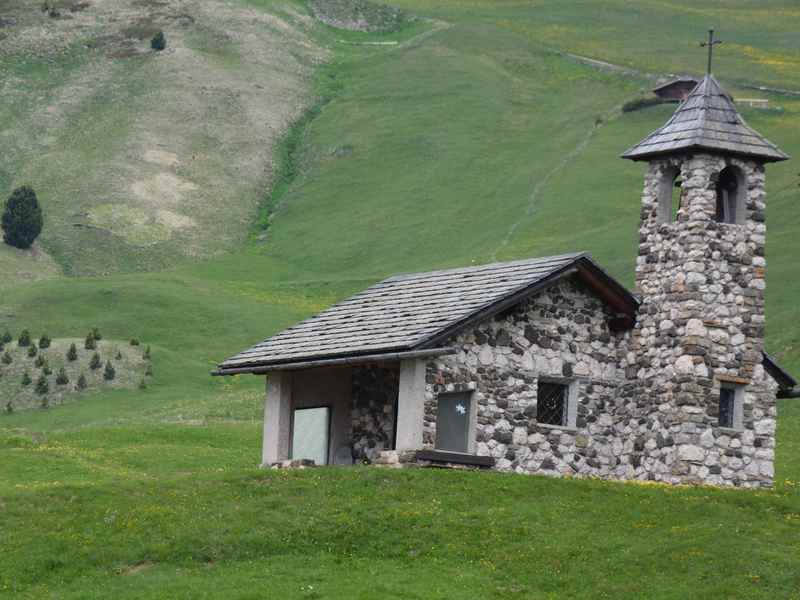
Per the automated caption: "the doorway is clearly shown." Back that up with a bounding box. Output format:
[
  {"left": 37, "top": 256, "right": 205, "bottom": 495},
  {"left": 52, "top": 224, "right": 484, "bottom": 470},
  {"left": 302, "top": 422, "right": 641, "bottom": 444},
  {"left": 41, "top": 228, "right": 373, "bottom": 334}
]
[
  {"left": 435, "top": 392, "right": 472, "bottom": 453},
  {"left": 291, "top": 406, "right": 331, "bottom": 465}
]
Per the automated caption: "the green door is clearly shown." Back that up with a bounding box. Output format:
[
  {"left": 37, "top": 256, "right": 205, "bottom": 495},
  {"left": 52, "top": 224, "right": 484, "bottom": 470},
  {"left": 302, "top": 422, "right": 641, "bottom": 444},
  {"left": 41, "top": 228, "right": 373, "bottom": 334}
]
[{"left": 435, "top": 393, "right": 471, "bottom": 453}]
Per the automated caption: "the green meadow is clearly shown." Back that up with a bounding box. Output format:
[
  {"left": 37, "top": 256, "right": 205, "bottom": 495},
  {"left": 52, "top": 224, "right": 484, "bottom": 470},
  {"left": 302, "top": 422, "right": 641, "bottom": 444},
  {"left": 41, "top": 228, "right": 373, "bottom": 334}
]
[{"left": 2, "top": 0, "right": 800, "bottom": 597}]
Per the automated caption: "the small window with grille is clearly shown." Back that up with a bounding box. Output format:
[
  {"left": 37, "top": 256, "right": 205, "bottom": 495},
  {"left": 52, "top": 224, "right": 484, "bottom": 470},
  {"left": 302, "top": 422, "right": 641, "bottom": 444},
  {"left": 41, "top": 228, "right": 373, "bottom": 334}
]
[
  {"left": 719, "top": 385, "right": 736, "bottom": 429},
  {"left": 537, "top": 381, "right": 569, "bottom": 427}
]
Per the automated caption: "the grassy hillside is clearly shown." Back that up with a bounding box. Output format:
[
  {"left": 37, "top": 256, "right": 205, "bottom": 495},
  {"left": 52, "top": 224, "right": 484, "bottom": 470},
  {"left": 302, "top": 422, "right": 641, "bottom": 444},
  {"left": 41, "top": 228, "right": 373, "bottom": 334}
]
[{"left": 2, "top": 0, "right": 800, "bottom": 597}]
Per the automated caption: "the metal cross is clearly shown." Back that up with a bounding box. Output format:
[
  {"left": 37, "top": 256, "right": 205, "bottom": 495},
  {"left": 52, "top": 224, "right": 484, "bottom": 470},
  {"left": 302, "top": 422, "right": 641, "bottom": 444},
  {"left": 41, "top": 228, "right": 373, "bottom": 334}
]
[{"left": 700, "top": 29, "right": 722, "bottom": 74}]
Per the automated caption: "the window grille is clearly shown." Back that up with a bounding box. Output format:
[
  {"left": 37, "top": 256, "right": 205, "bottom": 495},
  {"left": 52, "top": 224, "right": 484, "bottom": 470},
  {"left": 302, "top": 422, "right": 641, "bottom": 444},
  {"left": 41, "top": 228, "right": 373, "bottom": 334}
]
[
  {"left": 719, "top": 387, "right": 735, "bottom": 428},
  {"left": 537, "top": 382, "right": 568, "bottom": 426}
]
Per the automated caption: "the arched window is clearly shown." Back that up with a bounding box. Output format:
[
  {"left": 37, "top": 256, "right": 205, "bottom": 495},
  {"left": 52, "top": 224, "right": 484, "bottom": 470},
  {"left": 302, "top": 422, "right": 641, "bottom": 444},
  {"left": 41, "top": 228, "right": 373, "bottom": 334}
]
[
  {"left": 657, "top": 167, "right": 681, "bottom": 224},
  {"left": 715, "top": 167, "right": 744, "bottom": 224}
]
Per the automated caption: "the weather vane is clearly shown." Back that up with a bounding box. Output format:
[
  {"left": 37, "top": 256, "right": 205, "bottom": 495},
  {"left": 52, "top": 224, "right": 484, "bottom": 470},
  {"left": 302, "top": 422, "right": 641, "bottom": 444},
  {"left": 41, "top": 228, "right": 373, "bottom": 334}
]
[{"left": 700, "top": 29, "right": 722, "bottom": 75}]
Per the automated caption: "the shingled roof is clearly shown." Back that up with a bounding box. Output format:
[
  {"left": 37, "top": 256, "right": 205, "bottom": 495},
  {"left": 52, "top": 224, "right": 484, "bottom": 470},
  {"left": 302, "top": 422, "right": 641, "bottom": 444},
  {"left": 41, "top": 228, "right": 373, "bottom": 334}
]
[
  {"left": 214, "top": 252, "right": 639, "bottom": 375},
  {"left": 623, "top": 75, "right": 789, "bottom": 163}
]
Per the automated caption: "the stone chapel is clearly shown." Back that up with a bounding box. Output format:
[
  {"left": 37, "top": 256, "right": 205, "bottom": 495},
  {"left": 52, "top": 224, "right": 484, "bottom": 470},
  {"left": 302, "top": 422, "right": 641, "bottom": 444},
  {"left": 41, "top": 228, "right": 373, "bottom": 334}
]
[{"left": 215, "top": 74, "right": 795, "bottom": 488}]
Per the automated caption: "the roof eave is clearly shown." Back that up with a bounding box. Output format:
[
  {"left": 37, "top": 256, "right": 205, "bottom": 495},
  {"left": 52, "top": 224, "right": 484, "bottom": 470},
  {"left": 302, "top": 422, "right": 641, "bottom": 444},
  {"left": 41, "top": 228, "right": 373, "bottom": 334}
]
[{"left": 621, "top": 144, "right": 790, "bottom": 163}]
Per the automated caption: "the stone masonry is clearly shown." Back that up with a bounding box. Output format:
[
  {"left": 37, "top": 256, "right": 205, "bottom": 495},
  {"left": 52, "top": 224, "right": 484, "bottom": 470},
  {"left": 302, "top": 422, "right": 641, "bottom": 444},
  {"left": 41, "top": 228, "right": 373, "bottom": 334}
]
[{"left": 350, "top": 365, "right": 398, "bottom": 462}]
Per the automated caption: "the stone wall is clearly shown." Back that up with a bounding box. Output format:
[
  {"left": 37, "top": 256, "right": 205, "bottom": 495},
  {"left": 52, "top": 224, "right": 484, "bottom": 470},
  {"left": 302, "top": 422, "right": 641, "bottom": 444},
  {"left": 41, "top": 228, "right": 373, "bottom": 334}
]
[
  {"left": 630, "top": 153, "right": 775, "bottom": 487},
  {"left": 425, "top": 279, "right": 637, "bottom": 478},
  {"left": 351, "top": 365, "right": 398, "bottom": 462}
]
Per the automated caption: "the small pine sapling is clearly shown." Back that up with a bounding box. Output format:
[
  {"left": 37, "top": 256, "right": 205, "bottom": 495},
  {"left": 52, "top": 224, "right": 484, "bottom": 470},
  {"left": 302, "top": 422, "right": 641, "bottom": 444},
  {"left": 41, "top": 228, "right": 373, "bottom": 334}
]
[
  {"left": 40, "top": 396, "right": 49, "bottom": 409},
  {"left": 130, "top": 338, "right": 140, "bottom": 346},
  {"left": 4, "top": 401, "right": 12, "bottom": 414},
  {"left": 34, "top": 354, "right": 45, "bottom": 368},
  {"left": 76, "top": 373, "right": 87, "bottom": 390},
  {"left": 90, "top": 352, "right": 101, "bottom": 370},
  {"left": 91, "top": 327, "right": 102, "bottom": 341},
  {"left": 1, "top": 351, "right": 11, "bottom": 365},
  {"left": 138, "top": 378, "right": 147, "bottom": 390},
  {"left": 27, "top": 343, "right": 38, "bottom": 358},
  {"left": 67, "top": 343, "right": 78, "bottom": 361},
  {"left": 35, "top": 374, "right": 49, "bottom": 395},
  {"left": 85, "top": 332, "right": 96, "bottom": 350},
  {"left": 18, "top": 329, "right": 31, "bottom": 347},
  {"left": 1, "top": 331, "right": 11, "bottom": 344},
  {"left": 56, "top": 368, "right": 69, "bottom": 385},
  {"left": 39, "top": 334, "right": 51, "bottom": 349},
  {"left": 151, "top": 30, "right": 166, "bottom": 51},
  {"left": 22, "top": 371, "right": 32, "bottom": 386},
  {"left": 103, "top": 360, "right": 116, "bottom": 381},
  {"left": 115, "top": 349, "right": 122, "bottom": 360},
  {"left": 43, "top": 363, "right": 52, "bottom": 376}
]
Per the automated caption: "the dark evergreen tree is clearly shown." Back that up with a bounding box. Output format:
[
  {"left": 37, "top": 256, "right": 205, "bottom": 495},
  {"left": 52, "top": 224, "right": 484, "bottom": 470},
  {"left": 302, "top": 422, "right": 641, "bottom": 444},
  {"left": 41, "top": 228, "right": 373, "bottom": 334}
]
[
  {"left": 76, "top": 372, "right": 87, "bottom": 390},
  {"left": 18, "top": 329, "right": 31, "bottom": 347},
  {"left": 35, "top": 374, "right": 49, "bottom": 395},
  {"left": 1, "top": 331, "right": 11, "bottom": 344},
  {"left": 103, "top": 360, "right": 116, "bottom": 381},
  {"left": 38, "top": 334, "right": 51, "bottom": 349},
  {"left": 89, "top": 352, "right": 101, "bottom": 370},
  {"left": 151, "top": 30, "right": 166, "bottom": 51},
  {"left": 85, "top": 332, "right": 96, "bottom": 350},
  {"left": 67, "top": 343, "right": 78, "bottom": 362},
  {"left": 21, "top": 371, "right": 31, "bottom": 386},
  {"left": 1, "top": 186, "right": 43, "bottom": 249},
  {"left": 43, "top": 363, "right": 52, "bottom": 376},
  {"left": 34, "top": 354, "right": 45, "bottom": 368},
  {"left": 4, "top": 401, "right": 12, "bottom": 414},
  {"left": 130, "top": 338, "right": 140, "bottom": 346},
  {"left": 91, "top": 327, "right": 102, "bottom": 341},
  {"left": 56, "top": 367, "right": 69, "bottom": 385},
  {"left": 1, "top": 351, "right": 11, "bottom": 365},
  {"left": 27, "top": 343, "right": 38, "bottom": 358}
]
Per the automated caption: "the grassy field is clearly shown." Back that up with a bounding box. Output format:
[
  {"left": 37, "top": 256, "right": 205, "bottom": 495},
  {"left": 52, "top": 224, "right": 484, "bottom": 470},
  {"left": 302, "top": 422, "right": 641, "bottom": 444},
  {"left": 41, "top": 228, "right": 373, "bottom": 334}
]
[{"left": 2, "top": 0, "right": 800, "bottom": 597}]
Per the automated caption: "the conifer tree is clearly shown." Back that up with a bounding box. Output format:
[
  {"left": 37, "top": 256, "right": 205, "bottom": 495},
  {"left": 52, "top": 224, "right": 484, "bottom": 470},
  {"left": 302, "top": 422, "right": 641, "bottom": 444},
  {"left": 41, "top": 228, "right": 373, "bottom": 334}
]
[
  {"left": 1, "top": 331, "right": 11, "bottom": 344},
  {"left": 21, "top": 371, "right": 31, "bottom": 386},
  {"left": 18, "top": 329, "right": 31, "bottom": 347},
  {"left": 1, "top": 351, "right": 11, "bottom": 365},
  {"left": 89, "top": 352, "right": 101, "bottom": 370},
  {"left": 56, "top": 367, "right": 69, "bottom": 385},
  {"left": 76, "top": 372, "right": 87, "bottom": 390},
  {"left": 27, "top": 343, "right": 37, "bottom": 358},
  {"left": 35, "top": 373, "right": 49, "bottom": 395},
  {"left": 85, "top": 332, "right": 96, "bottom": 350},
  {"left": 38, "top": 334, "right": 51, "bottom": 349},
  {"left": 67, "top": 343, "right": 78, "bottom": 362},
  {"left": 1, "top": 186, "right": 43, "bottom": 249},
  {"left": 103, "top": 360, "right": 116, "bottom": 381}
]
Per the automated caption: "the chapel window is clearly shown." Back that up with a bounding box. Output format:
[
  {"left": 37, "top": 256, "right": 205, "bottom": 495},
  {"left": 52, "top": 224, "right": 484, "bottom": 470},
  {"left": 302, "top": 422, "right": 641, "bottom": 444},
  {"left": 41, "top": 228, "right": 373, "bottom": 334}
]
[
  {"left": 536, "top": 380, "right": 577, "bottom": 428},
  {"left": 718, "top": 383, "right": 743, "bottom": 430},
  {"left": 657, "top": 167, "right": 681, "bottom": 224},
  {"left": 715, "top": 167, "right": 744, "bottom": 224}
]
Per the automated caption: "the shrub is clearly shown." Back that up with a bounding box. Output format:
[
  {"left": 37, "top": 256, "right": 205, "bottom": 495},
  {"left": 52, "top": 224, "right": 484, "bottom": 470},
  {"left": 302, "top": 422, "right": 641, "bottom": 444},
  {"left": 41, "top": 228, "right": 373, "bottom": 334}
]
[
  {"left": 67, "top": 343, "right": 78, "bottom": 361},
  {"left": 18, "top": 329, "right": 31, "bottom": 347},
  {"left": 138, "top": 379, "right": 147, "bottom": 390},
  {"left": 115, "top": 350, "right": 122, "bottom": 360},
  {"left": 22, "top": 371, "right": 31, "bottom": 386},
  {"left": 34, "top": 354, "right": 45, "bottom": 368},
  {"left": 1, "top": 186, "right": 43, "bottom": 249},
  {"left": 1, "top": 351, "right": 11, "bottom": 365},
  {"left": 35, "top": 374, "right": 49, "bottom": 395},
  {"left": 90, "top": 352, "right": 101, "bottom": 370},
  {"left": 1, "top": 331, "right": 11, "bottom": 344},
  {"left": 621, "top": 96, "right": 670, "bottom": 113},
  {"left": 56, "top": 368, "right": 69, "bottom": 385},
  {"left": 85, "top": 332, "right": 96, "bottom": 350},
  {"left": 91, "top": 327, "right": 102, "bottom": 341},
  {"left": 27, "top": 343, "right": 38, "bottom": 358},
  {"left": 76, "top": 373, "right": 87, "bottom": 390},
  {"left": 4, "top": 402, "right": 12, "bottom": 414},
  {"left": 103, "top": 360, "right": 116, "bottom": 381},
  {"left": 151, "top": 30, "right": 166, "bottom": 51},
  {"left": 43, "top": 363, "right": 52, "bottom": 376},
  {"left": 130, "top": 338, "right": 140, "bottom": 346},
  {"left": 39, "top": 334, "right": 51, "bottom": 349}
]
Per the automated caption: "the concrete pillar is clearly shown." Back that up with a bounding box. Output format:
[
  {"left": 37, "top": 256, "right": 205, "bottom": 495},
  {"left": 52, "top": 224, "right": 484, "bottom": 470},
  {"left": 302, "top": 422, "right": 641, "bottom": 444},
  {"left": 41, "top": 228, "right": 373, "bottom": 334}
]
[
  {"left": 262, "top": 371, "right": 292, "bottom": 466},
  {"left": 395, "top": 359, "right": 426, "bottom": 451}
]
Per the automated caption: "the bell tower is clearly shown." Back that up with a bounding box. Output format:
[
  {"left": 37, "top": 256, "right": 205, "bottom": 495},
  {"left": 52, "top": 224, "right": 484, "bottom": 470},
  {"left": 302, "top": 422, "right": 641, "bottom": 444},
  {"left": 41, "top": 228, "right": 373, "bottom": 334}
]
[{"left": 622, "top": 69, "right": 789, "bottom": 486}]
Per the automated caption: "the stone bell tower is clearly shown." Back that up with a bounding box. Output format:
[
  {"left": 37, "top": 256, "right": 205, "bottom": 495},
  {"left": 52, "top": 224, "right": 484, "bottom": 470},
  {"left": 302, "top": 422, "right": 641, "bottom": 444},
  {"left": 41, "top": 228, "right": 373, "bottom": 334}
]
[{"left": 621, "top": 73, "right": 789, "bottom": 487}]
